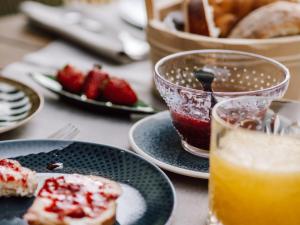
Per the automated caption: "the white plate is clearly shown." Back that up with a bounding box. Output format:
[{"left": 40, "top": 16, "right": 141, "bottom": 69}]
[{"left": 0, "top": 77, "right": 43, "bottom": 134}]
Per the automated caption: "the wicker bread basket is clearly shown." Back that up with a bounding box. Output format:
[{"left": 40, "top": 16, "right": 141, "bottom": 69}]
[{"left": 146, "top": 0, "right": 300, "bottom": 100}]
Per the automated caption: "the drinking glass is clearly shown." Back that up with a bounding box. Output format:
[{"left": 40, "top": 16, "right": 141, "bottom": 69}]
[
  {"left": 154, "top": 50, "right": 290, "bottom": 157},
  {"left": 208, "top": 96, "right": 300, "bottom": 225}
]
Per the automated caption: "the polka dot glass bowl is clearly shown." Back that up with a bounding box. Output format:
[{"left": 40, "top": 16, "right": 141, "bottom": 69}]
[{"left": 154, "top": 50, "right": 290, "bottom": 158}]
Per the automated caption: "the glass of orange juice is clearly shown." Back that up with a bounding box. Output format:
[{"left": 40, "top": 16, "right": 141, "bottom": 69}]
[{"left": 208, "top": 96, "right": 300, "bottom": 225}]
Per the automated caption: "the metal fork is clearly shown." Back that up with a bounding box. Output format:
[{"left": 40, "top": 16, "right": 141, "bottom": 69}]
[{"left": 48, "top": 123, "right": 80, "bottom": 140}]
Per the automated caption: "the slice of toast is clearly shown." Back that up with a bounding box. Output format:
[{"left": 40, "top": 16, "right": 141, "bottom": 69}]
[
  {"left": 24, "top": 174, "right": 122, "bottom": 225},
  {"left": 0, "top": 159, "right": 37, "bottom": 197}
]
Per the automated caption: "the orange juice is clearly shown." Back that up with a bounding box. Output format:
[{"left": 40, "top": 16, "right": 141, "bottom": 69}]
[{"left": 209, "top": 129, "right": 300, "bottom": 225}]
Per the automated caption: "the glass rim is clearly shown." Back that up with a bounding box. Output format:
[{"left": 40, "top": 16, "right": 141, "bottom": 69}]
[
  {"left": 212, "top": 96, "right": 299, "bottom": 132},
  {"left": 154, "top": 49, "right": 290, "bottom": 96}
]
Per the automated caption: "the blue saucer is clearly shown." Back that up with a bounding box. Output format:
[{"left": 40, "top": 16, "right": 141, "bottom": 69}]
[{"left": 129, "top": 111, "right": 209, "bottom": 179}]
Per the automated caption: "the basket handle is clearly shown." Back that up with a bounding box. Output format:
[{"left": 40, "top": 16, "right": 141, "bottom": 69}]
[{"left": 145, "top": 0, "right": 155, "bottom": 21}]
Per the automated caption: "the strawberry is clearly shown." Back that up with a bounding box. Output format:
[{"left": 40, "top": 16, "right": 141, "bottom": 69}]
[
  {"left": 103, "top": 77, "right": 138, "bottom": 106},
  {"left": 83, "top": 66, "right": 109, "bottom": 100},
  {"left": 57, "top": 64, "right": 85, "bottom": 93}
]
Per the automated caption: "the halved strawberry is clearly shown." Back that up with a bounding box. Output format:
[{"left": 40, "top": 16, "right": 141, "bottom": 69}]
[
  {"left": 103, "top": 77, "right": 138, "bottom": 106},
  {"left": 83, "top": 66, "right": 109, "bottom": 100},
  {"left": 57, "top": 64, "right": 85, "bottom": 93}
]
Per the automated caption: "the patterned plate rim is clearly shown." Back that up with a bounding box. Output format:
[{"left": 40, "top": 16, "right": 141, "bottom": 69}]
[
  {"left": 0, "top": 76, "right": 44, "bottom": 134},
  {"left": 129, "top": 111, "right": 210, "bottom": 179},
  {"left": 0, "top": 139, "right": 177, "bottom": 225}
]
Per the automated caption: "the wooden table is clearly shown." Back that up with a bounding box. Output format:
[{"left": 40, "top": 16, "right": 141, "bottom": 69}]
[{"left": 0, "top": 14, "right": 209, "bottom": 225}]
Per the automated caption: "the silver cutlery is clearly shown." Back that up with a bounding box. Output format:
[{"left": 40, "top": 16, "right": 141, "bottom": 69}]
[
  {"left": 48, "top": 123, "right": 80, "bottom": 140},
  {"left": 62, "top": 11, "right": 149, "bottom": 60}
]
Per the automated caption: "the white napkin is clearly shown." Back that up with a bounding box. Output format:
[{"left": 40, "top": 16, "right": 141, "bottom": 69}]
[{"left": 20, "top": 1, "right": 149, "bottom": 63}]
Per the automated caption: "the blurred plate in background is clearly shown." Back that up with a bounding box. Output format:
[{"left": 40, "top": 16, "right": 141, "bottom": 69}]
[
  {"left": 0, "top": 77, "right": 43, "bottom": 134},
  {"left": 31, "top": 72, "right": 156, "bottom": 115}
]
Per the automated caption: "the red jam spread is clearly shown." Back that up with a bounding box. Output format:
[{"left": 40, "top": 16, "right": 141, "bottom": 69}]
[
  {"left": 38, "top": 176, "right": 118, "bottom": 220},
  {"left": 0, "top": 159, "right": 20, "bottom": 172},
  {"left": 171, "top": 111, "right": 211, "bottom": 150},
  {"left": 0, "top": 159, "right": 26, "bottom": 184}
]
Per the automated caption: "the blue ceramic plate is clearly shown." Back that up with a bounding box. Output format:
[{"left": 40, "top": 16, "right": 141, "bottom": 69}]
[
  {"left": 0, "top": 140, "right": 175, "bottom": 225},
  {"left": 30, "top": 72, "right": 156, "bottom": 115},
  {"left": 129, "top": 111, "right": 209, "bottom": 179}
]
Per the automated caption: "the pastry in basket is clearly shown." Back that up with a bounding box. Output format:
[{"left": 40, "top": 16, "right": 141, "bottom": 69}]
[
  {"left": 183, "top": 0, "right": 300, "bottom": 37},
  {"left": 0, "top": 159, "right": 37, "bottom": 197},
  {"left": 24, "top": 174, "right": 122, "bottom": 225},
  {"left": 229, "top": 2, "right": 300, "bottom": 39}
]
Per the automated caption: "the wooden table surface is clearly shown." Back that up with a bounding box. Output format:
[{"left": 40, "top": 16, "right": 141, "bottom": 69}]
[{"left": 0, "top": 14, "right": 209, "bottom": 225}]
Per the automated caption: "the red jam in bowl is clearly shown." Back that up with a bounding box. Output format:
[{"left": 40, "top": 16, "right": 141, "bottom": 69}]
[{"left": 171, "top": 111, "right": 211, "bottom": 150}]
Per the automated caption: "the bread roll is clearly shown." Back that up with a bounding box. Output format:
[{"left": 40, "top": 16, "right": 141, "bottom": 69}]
[
  {"left": 184, "top": 0, "right": 300, "bottom": 37},
  {"left": 183, "top": 0, "right": 211, "bottom": 36},
  {"left": 229, "top": 1, "right": 300, "bottom": 39}
]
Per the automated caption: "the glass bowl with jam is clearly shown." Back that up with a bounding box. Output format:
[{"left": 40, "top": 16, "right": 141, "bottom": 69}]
[{"left": 154, "top": 50, "right": 290, "bottom": 157}]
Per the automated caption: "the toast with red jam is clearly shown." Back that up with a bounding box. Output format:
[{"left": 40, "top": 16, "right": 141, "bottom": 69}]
[
  {"left": 24, "top": 174, "right": 122, "bottom": 225},
  {"left": 0, "top": 159, "right": 37, "bottom": 197}
]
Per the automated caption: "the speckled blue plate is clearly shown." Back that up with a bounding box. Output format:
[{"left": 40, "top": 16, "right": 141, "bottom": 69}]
[
  {"left": 0, "top": 140, "right": 175, "bottom": 225},
  {"left": 129, "top": 111, "right": 209, "bottom": 179}
]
